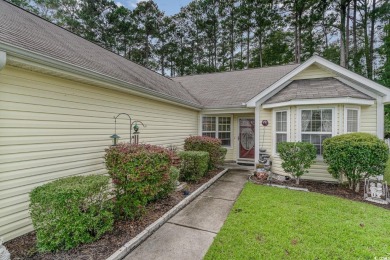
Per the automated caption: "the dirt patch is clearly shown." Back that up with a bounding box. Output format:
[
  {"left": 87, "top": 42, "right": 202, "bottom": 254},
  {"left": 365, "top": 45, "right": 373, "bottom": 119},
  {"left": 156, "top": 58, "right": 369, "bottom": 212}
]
[
  {"left": 5, "top": 169, "right": 222, "bottom": 260},
  {"left": 251, "top": 175, "right": 390, "bottom": 210}
]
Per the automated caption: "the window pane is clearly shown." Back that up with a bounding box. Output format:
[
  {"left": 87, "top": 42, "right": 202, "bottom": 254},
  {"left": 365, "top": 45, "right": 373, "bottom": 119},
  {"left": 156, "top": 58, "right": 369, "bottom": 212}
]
[
  {"left": 202, "top": 117, "right": 216, "bottom": 131},
  {"left": 218, "top": 132, "right": 231, "bottom": 146},
  {"left": 301, "top": 109, "right": 332, "bottom": 133},
  {"left": 301, "top": 134, "right": 332, "bottom": 155},
  {"left": 202, "top": 132, "right": 216, "bottom": 138},
  {"left": 276, "top": 111, "right": 287, "bottom": 132},
  {"left": 276, "top": 133, "right": 287, "bottom": 143},
  {"left": 218, "top": 117, "right": 231, "bottom": 132},
  {"left": 347, "top": 109, "right": 358, "bottom": 132}
]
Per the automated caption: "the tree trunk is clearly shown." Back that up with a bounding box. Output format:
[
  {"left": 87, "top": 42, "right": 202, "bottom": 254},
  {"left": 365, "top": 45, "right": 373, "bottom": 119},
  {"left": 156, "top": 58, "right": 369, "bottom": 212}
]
[
  {"left": 294, "top": 12, "right": 299, "bottom": 63},
  {"left": 345, "top": 3, "right": 350, "bottom": 69},
  {"left": 355, "top": 181, "right": 360, "bottom": 193},
  {"left": 296, "top": 177, "right": 300, "bottom": 185},
  {"left": 258, "top": 34, "right": 263, "bottom": 67},
  {"left": 368, "top": 0, "right": 376, "bottom": 79},
  {"left": 363, "top": 0, "right": 370, "bottom": 78},
  {"left": 340, "top": 0, "right": 347, "bottom": 67},
  {"left": 352, "top": 0, "right": 358, "bottom": 70},
  {"left": 246, "top": 28, "right": 250, "bottom": 68}
]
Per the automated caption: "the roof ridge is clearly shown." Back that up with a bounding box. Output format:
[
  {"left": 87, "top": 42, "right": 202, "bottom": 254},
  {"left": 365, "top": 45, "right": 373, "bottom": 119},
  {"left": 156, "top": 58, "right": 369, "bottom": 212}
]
[{"left": 171, "top": 63, "right": 299, "bottom": 80}]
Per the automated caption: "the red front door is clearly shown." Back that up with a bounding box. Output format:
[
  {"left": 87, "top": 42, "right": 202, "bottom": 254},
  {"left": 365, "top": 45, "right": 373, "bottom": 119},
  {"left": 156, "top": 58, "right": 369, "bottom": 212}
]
[{"left": 239, "top": 118, "right": 255, "bottom": 159}]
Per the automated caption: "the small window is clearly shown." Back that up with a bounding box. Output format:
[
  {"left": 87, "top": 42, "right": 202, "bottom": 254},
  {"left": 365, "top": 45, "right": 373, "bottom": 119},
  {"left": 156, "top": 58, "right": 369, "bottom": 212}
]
[
  {"left": 201, "top": 116, "right": 231, "bottom": 146},
  {"left": 346, "top": 109, "right": 359, "bottom": 133},
  {"left": 275, "top": 111, "right": 288, "bottom": 152}
]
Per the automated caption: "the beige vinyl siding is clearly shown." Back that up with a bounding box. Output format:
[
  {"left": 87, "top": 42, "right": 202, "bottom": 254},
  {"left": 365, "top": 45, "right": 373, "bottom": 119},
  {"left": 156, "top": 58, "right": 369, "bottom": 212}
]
[
  {"left": 259, "top": 108, "right": 272, "bottom": 154},
  {"left": 292, "top": 64, "right": 336, "bottom": 80},
  {"left": 360, "top": 102, "right": 377, "bottom": 134},
  {"left": 0, "top": 66, "right": 198, "bottom": 242}
]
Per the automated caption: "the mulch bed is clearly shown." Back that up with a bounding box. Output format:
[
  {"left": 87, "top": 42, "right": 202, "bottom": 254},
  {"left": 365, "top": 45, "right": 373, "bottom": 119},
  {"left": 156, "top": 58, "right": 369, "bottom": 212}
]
[
  {"left": 251, "top": 175, "right": 390, "bottom": 210},
  {"left": 5, "top": 169, "right": 222, "bottom": 260}
]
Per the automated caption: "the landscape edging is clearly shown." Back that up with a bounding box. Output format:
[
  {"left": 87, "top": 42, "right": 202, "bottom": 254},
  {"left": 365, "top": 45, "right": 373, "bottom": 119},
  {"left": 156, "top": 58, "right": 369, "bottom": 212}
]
[{"left": 106, "top": 168, "right": 229, "bottom": 260}]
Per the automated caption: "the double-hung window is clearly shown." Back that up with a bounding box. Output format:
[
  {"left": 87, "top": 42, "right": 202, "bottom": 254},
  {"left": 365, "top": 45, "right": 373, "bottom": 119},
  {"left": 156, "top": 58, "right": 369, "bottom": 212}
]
[
  {"left": 202, "top": 116, "right": 231, "bottom": 146},
  {"left": 275, "top": 111, "right": 288, "bottom": 152},
  {"left": 300, "top": 109, "right": 333, "bottom": 156},
  {"left": 345, "top": 108, "right": 359, "bottom": 133}
]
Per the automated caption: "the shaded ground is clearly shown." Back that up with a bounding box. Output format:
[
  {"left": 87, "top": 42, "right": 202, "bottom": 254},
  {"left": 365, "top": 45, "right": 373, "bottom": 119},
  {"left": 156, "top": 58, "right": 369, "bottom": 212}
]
[
  {"left": 205, "top": 183, "right": 390, "bottom": 259},
  {"left": 251, "top": 175, "right": 390, "bottom": 210},
  {"left": 5, "top": 169, "right": 221, "bottom": 260}
]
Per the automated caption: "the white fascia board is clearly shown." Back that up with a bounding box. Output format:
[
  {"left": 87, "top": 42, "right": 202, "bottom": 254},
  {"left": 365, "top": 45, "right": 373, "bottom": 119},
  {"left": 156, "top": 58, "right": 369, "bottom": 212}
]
[
  {"left": 246, "top": 55, "right": 390, "bottom": 106},
  {"left": 201, "top": 107, "right": 255, "bottom": 114},
  {"left": 246, "top": 56, "right": 319, "bottom": 107},
  {"left": 0, "top": 50, "right": 6, "bottom": 70},
  {"left": 262, "top": 98, "right": 375, "bottom": 109},
  {"left": 0, "top": 43, "right": 203, "bottom": 110}
]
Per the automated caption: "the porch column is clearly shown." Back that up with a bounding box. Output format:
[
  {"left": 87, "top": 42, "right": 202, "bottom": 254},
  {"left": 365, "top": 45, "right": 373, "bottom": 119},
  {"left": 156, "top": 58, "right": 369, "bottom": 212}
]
[{"left": 254, "top": 102, "right": 260, "bottom": 169}]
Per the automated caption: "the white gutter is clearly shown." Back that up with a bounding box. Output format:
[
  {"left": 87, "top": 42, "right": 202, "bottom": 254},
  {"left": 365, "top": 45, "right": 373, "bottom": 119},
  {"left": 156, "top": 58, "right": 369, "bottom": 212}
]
[
  {"left": 262, "top": 97, "right": 375, "bottom": 109},
  {"left": 0, "top": 42, "right": 202, "bottom": 110}
]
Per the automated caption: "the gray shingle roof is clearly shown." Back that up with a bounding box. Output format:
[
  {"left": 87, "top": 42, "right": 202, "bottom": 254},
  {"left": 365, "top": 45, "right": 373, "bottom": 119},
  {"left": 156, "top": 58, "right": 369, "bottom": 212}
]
[
  {"left": 172, "top": 64, "right": 300, "bottom": 108},
  {"left": 0, "top": 1, "right": 200, "bottom": 106},
  {"left": 264, "top": 77, "right": 373, "bottom": 104}
]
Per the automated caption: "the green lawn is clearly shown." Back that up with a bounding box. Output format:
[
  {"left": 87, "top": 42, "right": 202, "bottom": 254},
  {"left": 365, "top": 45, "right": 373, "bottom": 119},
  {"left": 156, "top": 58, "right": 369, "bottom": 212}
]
[{"left": 205, "top": 183, "right": 390, "bottom": 260}]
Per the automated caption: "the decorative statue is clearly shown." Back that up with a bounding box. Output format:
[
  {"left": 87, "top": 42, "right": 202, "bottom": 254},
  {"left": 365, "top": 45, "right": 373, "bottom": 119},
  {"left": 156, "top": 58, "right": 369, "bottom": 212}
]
[
  {"left": 364, "top": 178, "right": 389, "bottom": 205},
  {"left": 0, "top": 237, "right": 11, "bottom": 260}
]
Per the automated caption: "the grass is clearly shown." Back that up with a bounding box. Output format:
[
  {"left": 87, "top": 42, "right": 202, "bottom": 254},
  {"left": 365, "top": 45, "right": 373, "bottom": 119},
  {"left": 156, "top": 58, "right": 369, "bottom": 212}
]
[{"left": 205, "top": 183, "right": 390, "bottom": 260}]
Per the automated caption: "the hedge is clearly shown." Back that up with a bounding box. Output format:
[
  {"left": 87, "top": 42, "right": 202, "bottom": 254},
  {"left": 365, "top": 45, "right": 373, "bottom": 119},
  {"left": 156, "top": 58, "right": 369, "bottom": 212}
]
[
  {"left": 29, "top": 175, "right": 114, "bottom": 252},
  {"left": 105, "top": 143, "right": 173, "bottom": 219},
  {"left": 184, "top": 136, "right": 222, "bottom": 169},
  {"left": 179, "top": 151, "right": 209, "bottom": 182},
  {"left": 155, "top": 166, "right": 180, "bottom": 199},
  {"left": 323, "top": 132, "right": 389, "bottom": 192}
]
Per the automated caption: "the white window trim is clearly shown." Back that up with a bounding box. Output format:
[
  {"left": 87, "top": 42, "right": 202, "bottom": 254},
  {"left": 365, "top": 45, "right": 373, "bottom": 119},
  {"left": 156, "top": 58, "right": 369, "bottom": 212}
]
[
  {"left": 344, "top": 106, "right": 360, "bottom": 133},
  {"left": 272, "top": 108, "right": 290, "bottom": 155},
  {"left": 296, "top": 107, "right": 337, "bottom": 157},
  {"left": 200, "top": 115, "right": 233, "bottom": 148}
]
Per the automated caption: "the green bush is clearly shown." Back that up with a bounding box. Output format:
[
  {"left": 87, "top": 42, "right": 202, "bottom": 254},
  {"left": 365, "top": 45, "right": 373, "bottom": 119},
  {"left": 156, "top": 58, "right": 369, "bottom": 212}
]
[
  {"left": 105, "top": 143, "right": 173, "bottom": 219},
  {"left": 219, "top": 147, "right": 228, "bottom": 164},
  {"left": 277, "top": 142, "right": 317, "bottom": 184},
  {"left": 29, "top": 175, "right": 114, "bottom": 252},
  {"left": 323, "top": 133, "right": 389, "bottom": 192},
  {"left": 155, "top": 166, "right": 180, "bottom": 199},
  {"left": 179, "top": 151, "right": 209, "bottom": 182},
  {"left": 184, "top": 136, "right": 222, "bottom": 169}
]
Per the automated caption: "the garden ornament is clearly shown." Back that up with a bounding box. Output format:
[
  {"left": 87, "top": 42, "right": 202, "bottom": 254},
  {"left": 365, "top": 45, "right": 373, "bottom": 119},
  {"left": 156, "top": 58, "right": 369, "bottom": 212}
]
[{"left": 364, "top": 178, "right": 389, "bottom": 204}]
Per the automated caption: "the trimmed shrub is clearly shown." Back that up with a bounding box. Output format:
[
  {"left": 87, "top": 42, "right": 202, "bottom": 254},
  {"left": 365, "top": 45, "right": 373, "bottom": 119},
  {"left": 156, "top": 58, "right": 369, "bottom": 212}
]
[
  {"left": 155, "top": 166, "right": 180, "bottom": 199},
  {"left": 323, "top": 133, "right": 388, "bottom": 192},
  {"left": 179, "top": 151, "right": 209, "bottom": 181},
  {"left": 277, "top": 142, "right": 317, "bottom": 184},
  {"left": 218, "top": 147, "right": 228, "bottom": 164},
  {"left": 29, "top": 175, "right": 114, "bottom": 252},
  {"left": 184, "top": 136, "right": 222, "bottom": 169},
  {"left": 105, "top": 143, "right": 173, "bottom": 219}
]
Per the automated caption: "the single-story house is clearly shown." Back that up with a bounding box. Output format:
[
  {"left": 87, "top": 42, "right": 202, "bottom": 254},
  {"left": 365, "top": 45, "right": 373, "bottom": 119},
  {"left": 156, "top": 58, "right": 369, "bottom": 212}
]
[{"left": 1, "top": 1, "right": 390, "bottom": 242}]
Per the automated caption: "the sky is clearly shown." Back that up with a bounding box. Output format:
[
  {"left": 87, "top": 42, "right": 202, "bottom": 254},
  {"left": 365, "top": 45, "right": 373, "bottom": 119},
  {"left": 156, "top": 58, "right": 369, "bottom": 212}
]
[{"left": 116, "top": 0, "right": 192, "bottom": 15}]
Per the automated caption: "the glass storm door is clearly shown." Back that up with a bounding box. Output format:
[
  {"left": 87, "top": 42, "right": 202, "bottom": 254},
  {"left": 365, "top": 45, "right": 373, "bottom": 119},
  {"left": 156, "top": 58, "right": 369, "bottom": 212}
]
[{"left": 239, "top": 118, "right": 255, "bottom": 159}]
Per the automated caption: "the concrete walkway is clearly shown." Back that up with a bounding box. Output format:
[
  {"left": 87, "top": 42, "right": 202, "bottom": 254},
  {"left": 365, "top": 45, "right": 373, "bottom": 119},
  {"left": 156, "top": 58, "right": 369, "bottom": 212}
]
[{"left": 125, "top": 168, "right": 250, "bottom": 260}]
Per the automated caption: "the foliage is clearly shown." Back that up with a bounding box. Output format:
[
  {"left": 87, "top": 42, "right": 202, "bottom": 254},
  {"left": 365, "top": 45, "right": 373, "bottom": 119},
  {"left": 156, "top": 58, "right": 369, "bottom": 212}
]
[
  {"left": 105, "top": 143, "right": 173, "bottom": 219},
  {"left": 277, "top": 142, "right": 317, "bottom": 184},
  {"left": 29, "top": 175, "right": 114, "bottom": 252},
  {"left": 184, "top": 136, "right": 222, "bottom": 169},
  {"left": 385, "top": 155, "right": 390, "bottom": 184},
  {"left": 218, "top": 147, "right": 228, "bottom": 165},
  {"left": 205, "top": 183, "right": 390, "bottom": 259},
  {"left": 323, "top": 133, "right": 389, "bottom": 192},
  {"left": 155, "top": 166, "right": 180, "bottom": 199},
  {"left": 178, "top": 151, "right": 209, "bottom": 182}
]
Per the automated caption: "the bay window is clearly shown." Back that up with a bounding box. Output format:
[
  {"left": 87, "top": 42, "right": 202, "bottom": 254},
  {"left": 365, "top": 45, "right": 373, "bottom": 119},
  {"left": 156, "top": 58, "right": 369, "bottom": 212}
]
[
  {"left": 202, "top": 116, "right": 231, "bottom": 146},
  {"left": 300, "top": 109, "right": 333, "bottom": 155}
]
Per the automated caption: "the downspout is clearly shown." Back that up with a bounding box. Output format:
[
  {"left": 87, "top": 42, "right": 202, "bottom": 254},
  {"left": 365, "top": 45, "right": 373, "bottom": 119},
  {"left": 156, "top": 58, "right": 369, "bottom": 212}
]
[{"left": 0, "top": 51, "right": 6, "bottom": 70}]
